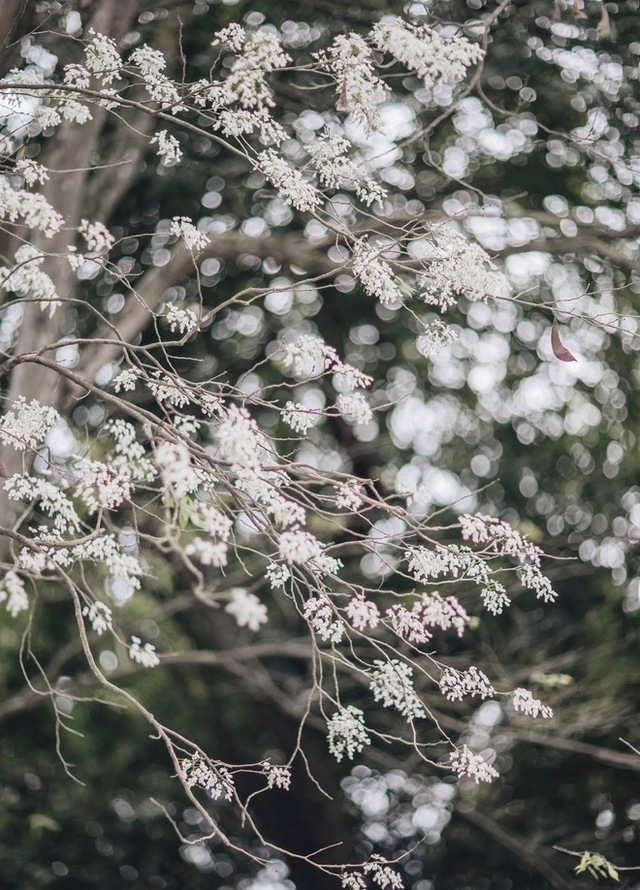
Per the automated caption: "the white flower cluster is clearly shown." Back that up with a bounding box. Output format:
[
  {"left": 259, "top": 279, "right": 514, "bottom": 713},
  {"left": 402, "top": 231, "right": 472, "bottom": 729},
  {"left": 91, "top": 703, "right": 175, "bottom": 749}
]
[
  {"left": 265, "top": 561, "right": 290, "bottom": 589},
  {"left": 518, "top": 563, "right": 557, "bottom": 602},
  {"left": 16, "top": 158, "right": 48, "bottom": 186},
  {"left": 385, "top": 603, "right": 432, "bottom": 644},
  {"left": 1, "top": 244, "right": 61, "bottom": 316},
  {"left": 335, "top": 481, "right": 363, "bottom": 512},
  {"left": 459, "top": 513, "right": 542, "bottom": 565},
  {"left": 449, "top": 745, "right": 498, "bottom": 783},
  {"left": 439, "top": 666, "right": 496, "bottom": 702},
  {"left": 0, "top": 396, "right": 58, "bottom": 451},
  {"left": 222, "top": 31, "right": 290, "bottom": 110},
  {"left": 151, "top": 130, "right": 182, "bottom": 166},
  {"left": 363, "top": 856, "right": 404, "bottom": 889},
  {"left": 170, "top": 216, "right": 209, "bottom": 251},
  {"left": 105, "top": 419, "right": 156, "bottom": 483},
  {"left": 406, "top": 545, "right": 510, "bottom": 615},
  {"left": 417, "top": 592, "right": 469, "bottom": 636},
  {"left": 216, "top": 404, "right": 267, "bottom": 470},
  {"left": 345, "top": 595, "right": 380, "bottom": 631},
  {"left": 129, "top": 635, "right": 160, "bottom": 668},
  {"left": 333, "top": 361, "right": 373, "bottom": 391},
  {"left": 512, "top": 687, "right": 553, "bottom": 719},
  {"left": 4, "top": 475, "right": 80, "bottom": 536},
  {"left": 129, "top": 45, "right": 183, "bottom": 109},
  {"left": 371, "top": 20, "right": 483, "bottom": 88},
  {"left": 420, "top": 230, "right": 506, "bottom": 310},
  {"left": 352, "top": 238, "right": 404, "bottom": 307},
  {"left": 320, "top": 34, "right": 390, "bottom": 132},
  {"left": 165, "top": 304, "right": 198, "bottom": 334},
  {"left": 185, "top": 538, "right": 228, "bottom": 568},
  {"left": 212, "top": 23, "right": 246, "bottom": 52},
  {"left": 278, "top": 529, "right": 321, "bottom": 564},
  {"left": 308, "top": 136, "right": 386, "bottom": 206},
  {"left": 262, "top": 762, "right": 292, "bottom": 790},
  {"left": 336, "top": 392, "right": 373, "bottom": 425},
  {"left": 369, "top": 659, "right": 426, "bottom": 721},
  {"left": 85, "top": 31, "right": 122, "bottom": 84},
  {"left": 112, "top": 368, "right": 139, "bottom": 393},
  {"left": 258, "top": 150, "right": 320, "bottom": 212},
  {"left": 416, "top": 318, "right": 458, "bottom": 357},
  {"left": 74, "top": 459, "right": 132, "bottom": 513},
  {"left": 181, "top": 754, "right": 234, "bottom": 800},
  {"left": 303, "top": 596, "right": 345, "bottom": 643},
  {"left": 327, "top": 706, "right": 370, "bottom": 761},
  {"left": 155, "top": 440, "right": 200, "bottom": 499},
  {"left": 0, "top": 571, "right": 28, "bottom": 617},
  {"left": 79, "top": 219, "right": 115, "bottom": 253},
  {"left": 82, "top": 600, "right": 113, "bottom": 636},
  {"left": 0, "top": 177, "right": 63, "bottom": 237},
  {"left": 225, "top": 588, "right": 268, "bottom": 632},
  {"left": 72, "top": 534, "right": 144, "bottom": 590},
  {"left": 216, "top": 106, "right": 287, "bottom": 145},
  {"left": 281, "top": 334, "right": 334, "bottom": 378},
  {"left": 282, "top": 402, "right": 318, "bottom": 435},
  {"left": 147, "top": 373, "right": 190, "bottom": 408}
]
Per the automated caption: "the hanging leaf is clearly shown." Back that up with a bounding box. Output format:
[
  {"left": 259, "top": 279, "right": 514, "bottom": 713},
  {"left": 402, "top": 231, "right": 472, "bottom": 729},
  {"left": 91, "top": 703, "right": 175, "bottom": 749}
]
[
  {"left": 551, "top": 319, "right": 577, "bottom": 362},
  {"left": 597, "top": 3, "right": 611, "bottom": 39}
]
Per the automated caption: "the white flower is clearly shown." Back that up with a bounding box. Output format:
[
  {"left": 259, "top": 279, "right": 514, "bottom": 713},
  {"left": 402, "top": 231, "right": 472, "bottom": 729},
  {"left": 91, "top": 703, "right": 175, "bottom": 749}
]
[
  {"left": 281, "top": 334, "right": 337, "bottom": 378},
  {"left": 16, "top": 158, "right": 48, "bottom": 185},
  {"left": 419, "top": 229, "right": 507, "bottom": 310},
  {"left": 303, "top": 596, "right": 345, "bottom": 643},
  {"left": 262, "top": 762, "right": 292, "bottom": 789},
  {"left": 74, "top": 459, "right": 132, "bottom": 513},
  {"left": 185, "top": 538, "right": 228, "bottom": 567},
  {"left": 345, "top": 595, "right": 379, "bottom": 631},
  {"left": 79, "top": 219, "right": 114, "bottom": 253},
  {"left": 151, "top": 130, "right": 182, "bottom": 166},
  {"left": 82, "top": 601, "right": 113, "bottom": 635},
  {"left": 278, "top": 530, "right": 322, "bottom": 565},
  {"left": 223, "top": 31, "right": 290, "bottom": 110},
  {"left": 335, "top": 481, "right": 363, "bottom": 511},
  {"left": 181, "top": 754, "right": 234, "bottom": 800},
  {"left": 147, "top": 373, "right": 190, "bottom": 408},
  {"left": 352, "top": 238, "right": 404, "bottom": 307},
  {"left": 4, "top": 475, "right": 80, "bottom": 535},
  {"left": 212, "top": 23, "right": 246, "bottom": 52},
  {"left": 336, "top": 392, "right": 372, "bottom": 425},
  {"left": 170, "top": 216, "right": 209, "bottom": 251},
  {"left": 282, "top": 402, "right": 318, "bottom": 434},
  {"left": 265, "top": 562, "right": 290, "bottom": 589},
  {"left": 450, "top": 745, "right": 498, "bottom": 783},
  {"left": 258, "top": 150, "right": 320, "bottom": 212},
  {"left": 371, "top": 20, "right": 483, "bottom": 88},
  {"left": 320, "top": 33, "right": 390, "bottom": 132},
  {"left": 327, "top": 706, "right": 370, "bottom": 761},
  {"left": 459, "top": 513, "right": 542, "bottom": 565},
  {"left": 512, "top": 687, "right": 553, "bottom": 719},
  {"left": 385, "top": 604, "right": 431, "bottom": 644},
  {"left": 363, "top": 855, "right": 404, "bottom": 889},
  {"left": 165, "top": 304, "right": 198, "bottom": 333},
  {"left": 416, "top": 319, "right": 458, "bottom": 357},
  {"left": 369, "top": 659, "right": 426, "bottom": 721},
  {"left": 112, "top": 368, "right": 139, "bottom": 392},
  {"left": 0, "top": 396, "right": 58, "bottom": 451},
  {"left": 0, "top": 571, "right": 28, "bottom": 617},
  {"left": 0, "top": 178, "right": 63, "bottom": 237},
  {"left": 225, "top": 588, "right": 268, "bottom": 631},
  {"left": 518, "top": 563, "right": 557, "bottom": 602},
  {"left": 155, "top": 440, "right": 200, "bottom": 498},
  {"left": 85, "top": 31, "right": 122, "bottom": 84},
  {"left": 129, "top": 636, "right": 160, "bottom": 668},
  {"left": 439, "top": 666, "right": 495, "bottom": 702},
  {"left": 1, "top": 244, "right": 61, "bottom": 315}
]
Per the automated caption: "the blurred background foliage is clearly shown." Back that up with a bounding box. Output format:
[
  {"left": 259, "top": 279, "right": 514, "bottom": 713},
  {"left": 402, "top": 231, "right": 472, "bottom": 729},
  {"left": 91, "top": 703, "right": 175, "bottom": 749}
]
[{"left": 1, "top": 0, "right": 640, "bottom": 887}]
